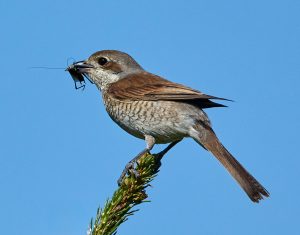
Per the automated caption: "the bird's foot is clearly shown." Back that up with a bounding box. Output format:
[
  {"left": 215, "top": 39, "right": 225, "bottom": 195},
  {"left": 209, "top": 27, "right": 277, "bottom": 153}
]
[
  {"left": 117, "top": 149, "right": 149, "bottom": 186},
  {"left": 117, "top": 161, "right": 140, "bottom": 186}
]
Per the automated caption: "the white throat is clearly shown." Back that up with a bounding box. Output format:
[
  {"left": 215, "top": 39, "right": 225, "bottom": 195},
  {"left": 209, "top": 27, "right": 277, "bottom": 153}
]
[{"left": 90, "top": 71, "right": 120, "bottom": 91}]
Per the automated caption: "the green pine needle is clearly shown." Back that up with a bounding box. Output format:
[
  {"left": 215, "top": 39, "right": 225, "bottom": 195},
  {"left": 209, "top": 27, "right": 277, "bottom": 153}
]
[{"left": 89, "top": 153, "right": 161, "bottom": 235}]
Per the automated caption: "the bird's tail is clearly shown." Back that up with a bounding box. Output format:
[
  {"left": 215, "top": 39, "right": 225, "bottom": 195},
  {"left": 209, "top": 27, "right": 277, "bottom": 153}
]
[{"left": 193, "top": 125, "right": 269, "bottom": 202}]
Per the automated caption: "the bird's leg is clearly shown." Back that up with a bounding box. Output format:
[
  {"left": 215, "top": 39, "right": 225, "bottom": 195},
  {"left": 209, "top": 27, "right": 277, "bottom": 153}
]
[
  {"left": 117, "top": 135, "right": 155, "bottom": 186},
  {"left": 154, "top": 140, "right": 181, "bottom": 161},
  {"left": 152, "top": 140, "right": 181, "bottom": 168}
]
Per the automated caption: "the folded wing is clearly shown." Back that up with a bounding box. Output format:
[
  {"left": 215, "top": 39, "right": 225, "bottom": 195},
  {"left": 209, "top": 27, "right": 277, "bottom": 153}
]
[{"left": 107, "top": 72, "right": 231, "bottom": 108}]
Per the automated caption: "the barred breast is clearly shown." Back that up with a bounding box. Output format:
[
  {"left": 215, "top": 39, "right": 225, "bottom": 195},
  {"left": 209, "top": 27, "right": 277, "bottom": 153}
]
[{"left": 102, "top": 93, "right": 206, "bottom": 144}]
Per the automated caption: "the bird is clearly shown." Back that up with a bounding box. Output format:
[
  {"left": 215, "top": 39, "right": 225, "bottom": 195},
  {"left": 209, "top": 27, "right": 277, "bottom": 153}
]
[{"left": 67, "top": 50, "right": 269, "bottom": 203}]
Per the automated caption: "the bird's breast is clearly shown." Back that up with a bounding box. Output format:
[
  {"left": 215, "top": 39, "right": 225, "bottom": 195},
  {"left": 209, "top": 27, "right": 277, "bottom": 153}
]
[{"left": 101, "top": 94, "right": 190, "bottom": 143}]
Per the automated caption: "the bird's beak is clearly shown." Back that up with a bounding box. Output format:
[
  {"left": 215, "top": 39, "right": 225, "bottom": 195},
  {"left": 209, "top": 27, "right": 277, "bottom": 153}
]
[{"left": 66, "top": 60, "right": 94, "bottom": 73}]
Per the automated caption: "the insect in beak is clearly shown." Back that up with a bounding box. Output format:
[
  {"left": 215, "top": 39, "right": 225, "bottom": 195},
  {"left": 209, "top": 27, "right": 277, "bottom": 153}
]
[{"left": 65, "top": 61, "right": 94, "bottom": 90}]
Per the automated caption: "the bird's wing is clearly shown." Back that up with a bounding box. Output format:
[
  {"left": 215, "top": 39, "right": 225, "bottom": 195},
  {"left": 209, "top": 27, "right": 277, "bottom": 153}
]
[{"left": 107, "top": 72, "right": 230, "bottom": 108}]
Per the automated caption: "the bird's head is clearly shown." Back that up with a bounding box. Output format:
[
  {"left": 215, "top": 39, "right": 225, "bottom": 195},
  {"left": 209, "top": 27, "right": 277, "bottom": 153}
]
[{"left": 67, "top": 50, "right": 143, "bottom": 91}]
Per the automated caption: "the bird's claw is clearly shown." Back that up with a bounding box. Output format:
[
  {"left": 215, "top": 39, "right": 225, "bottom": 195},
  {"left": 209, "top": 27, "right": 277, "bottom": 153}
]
[{"left": 117, "top": 161, "right": 140, "bottom": 186}]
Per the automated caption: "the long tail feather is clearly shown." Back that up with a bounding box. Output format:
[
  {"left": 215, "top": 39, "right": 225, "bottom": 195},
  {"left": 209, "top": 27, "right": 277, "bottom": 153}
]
[{"left": 194, "top": 126, "right": 269, "bottom": 202}]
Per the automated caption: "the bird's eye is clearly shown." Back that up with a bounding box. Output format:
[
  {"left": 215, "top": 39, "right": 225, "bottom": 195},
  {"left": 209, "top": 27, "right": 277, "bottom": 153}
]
[{"left": 98, "top": 57, "right": 108, "bottom": 66}]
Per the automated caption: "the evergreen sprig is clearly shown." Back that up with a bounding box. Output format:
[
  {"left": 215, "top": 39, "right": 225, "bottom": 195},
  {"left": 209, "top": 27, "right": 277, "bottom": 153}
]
[{"left": 89, "top": 153, "right": 161, "bottom": 235}]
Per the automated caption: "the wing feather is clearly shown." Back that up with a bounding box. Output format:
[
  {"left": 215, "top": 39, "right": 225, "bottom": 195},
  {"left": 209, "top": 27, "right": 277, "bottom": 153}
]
[{"left": 107, "top": 72, "right": 231, "bottom": 108}]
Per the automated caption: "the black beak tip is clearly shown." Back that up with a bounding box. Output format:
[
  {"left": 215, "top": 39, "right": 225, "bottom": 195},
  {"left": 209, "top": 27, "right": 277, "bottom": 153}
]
[
  {"left": 74, "top": 61, "right": 94, "bottom": 69},
  {"left": 65, "top": 61, "right": 94, "bottom": 71}
]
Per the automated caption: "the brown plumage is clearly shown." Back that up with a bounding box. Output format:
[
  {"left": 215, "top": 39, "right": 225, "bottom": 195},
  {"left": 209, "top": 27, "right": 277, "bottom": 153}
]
[
  {"left": 193, "top": 124, "right": 269, "bottom": 202},
  {"left": 107, "top": 72, "right": 229, "bottom": 108}
]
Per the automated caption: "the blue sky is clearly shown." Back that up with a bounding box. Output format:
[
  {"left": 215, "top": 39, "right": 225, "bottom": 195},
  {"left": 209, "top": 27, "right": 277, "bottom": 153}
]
[{"left": 1, "top": 0, "right": 299, "bottom": 234}]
